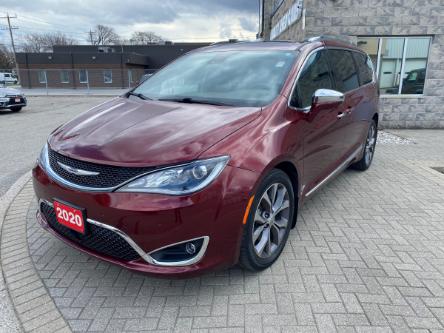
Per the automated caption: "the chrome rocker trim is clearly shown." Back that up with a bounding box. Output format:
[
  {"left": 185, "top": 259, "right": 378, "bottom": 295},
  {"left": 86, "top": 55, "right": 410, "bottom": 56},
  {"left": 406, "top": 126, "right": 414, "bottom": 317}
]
[
  {"left": 305, "top": 144, "right": 363, "bottom": 198},
  {"left": 38, "top": 200, "right": 209, "bottom": 267}
]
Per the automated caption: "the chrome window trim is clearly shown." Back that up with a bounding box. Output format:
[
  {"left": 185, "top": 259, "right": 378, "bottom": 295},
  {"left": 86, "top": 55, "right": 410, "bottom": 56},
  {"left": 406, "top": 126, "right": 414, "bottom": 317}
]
[
  {"left": 288, "top": 45, "right": 377, "bottom": 112},
  {"left": 326, "top": 47, "right": 377, "bottom": 93},
  {"left": 287, "top": 46, "right": 326, "bottom": 111},
  {"left": 38, "top": 199, "right": 209, "bottom": 267}
]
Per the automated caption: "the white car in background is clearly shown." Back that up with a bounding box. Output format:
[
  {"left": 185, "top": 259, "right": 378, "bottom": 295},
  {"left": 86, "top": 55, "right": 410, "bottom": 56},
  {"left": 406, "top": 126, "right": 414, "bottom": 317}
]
[
  {"left": 0, "top": 86, "right": 27, "bottom": 112},
  {"left": 0, "top": 72, "right": 18, "bottom": 85}
]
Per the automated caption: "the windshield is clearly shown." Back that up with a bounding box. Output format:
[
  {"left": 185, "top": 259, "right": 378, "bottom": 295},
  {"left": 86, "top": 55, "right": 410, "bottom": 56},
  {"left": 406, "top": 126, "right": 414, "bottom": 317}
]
[{"left": 133, "top": 50, "right": 298, "bottom": 107}]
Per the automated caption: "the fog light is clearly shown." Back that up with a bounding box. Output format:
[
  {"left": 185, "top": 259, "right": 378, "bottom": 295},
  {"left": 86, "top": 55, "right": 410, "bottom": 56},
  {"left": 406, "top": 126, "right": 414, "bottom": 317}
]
[
  {"left": 185, "top": 242, "right": 196, "bottom": 254},
  {"left": 149, "top": 237, "right": 206, "bottom": 264}
]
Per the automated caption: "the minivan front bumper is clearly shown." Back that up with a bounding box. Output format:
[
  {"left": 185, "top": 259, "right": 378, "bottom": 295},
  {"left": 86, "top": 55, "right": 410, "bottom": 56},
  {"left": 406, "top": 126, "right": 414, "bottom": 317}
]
[{"left": 32, "top": 162, "right": 258, "bottom": 277}]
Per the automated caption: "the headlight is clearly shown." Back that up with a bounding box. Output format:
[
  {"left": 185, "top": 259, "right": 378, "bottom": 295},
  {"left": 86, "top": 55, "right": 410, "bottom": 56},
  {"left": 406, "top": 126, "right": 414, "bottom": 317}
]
[
  {"left": 117, "top": 156, "right": 229, "bottom": 195},
  {"left": 38, "top": 143, "right": 49, "bottom": 170}
]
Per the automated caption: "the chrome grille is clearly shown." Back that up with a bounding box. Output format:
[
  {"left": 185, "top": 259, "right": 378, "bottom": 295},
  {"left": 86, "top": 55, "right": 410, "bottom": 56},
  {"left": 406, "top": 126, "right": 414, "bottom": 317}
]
[{"left": 48, "top": 148, "right": 154, "bottom": 189}]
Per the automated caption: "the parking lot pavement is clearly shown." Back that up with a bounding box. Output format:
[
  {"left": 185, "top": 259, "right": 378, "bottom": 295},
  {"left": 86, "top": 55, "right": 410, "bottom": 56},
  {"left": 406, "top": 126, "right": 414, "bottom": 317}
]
[
  {"left": 0, "top": 96, "right": 108, "bottom": 196},
  {"left": 1, "top": 127, "right": 444, "bottom": 332},
  {"left": 21, "top": 88, "right": 128, "bottom": 96}
]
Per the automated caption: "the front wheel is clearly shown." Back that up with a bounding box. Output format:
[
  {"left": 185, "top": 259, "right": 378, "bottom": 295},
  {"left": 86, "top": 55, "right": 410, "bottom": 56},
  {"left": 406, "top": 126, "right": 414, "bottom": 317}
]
[
  {"left": 239, "top": 169, "right": 295, "bottom": 271},
  {"left": 351, "top": 120, "right": 377, "bottom": 171}
]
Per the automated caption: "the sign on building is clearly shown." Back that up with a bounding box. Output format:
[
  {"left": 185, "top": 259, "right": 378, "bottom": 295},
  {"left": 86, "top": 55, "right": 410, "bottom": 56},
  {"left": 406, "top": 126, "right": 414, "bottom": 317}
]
[{"left": 270, "top": 0, "right": 303, "bottom": 40}]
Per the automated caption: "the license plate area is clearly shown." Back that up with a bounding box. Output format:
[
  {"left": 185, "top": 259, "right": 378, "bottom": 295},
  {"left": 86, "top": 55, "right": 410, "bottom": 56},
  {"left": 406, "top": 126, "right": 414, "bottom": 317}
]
[
  {"left": 15, "top": 98, "right": 21, "bottom": 103},
  {"left": 53, "top": 200, "right": 85, "bottom": 234}
]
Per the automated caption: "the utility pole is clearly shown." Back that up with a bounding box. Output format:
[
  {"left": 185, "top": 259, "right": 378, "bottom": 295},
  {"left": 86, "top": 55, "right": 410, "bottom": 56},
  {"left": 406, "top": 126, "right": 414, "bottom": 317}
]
[
  {"left": 0, "top": 13, "right": 20, "bottom": 82},
  {"left": 88, "top": 29, "right": 95, "bottom": 45}
]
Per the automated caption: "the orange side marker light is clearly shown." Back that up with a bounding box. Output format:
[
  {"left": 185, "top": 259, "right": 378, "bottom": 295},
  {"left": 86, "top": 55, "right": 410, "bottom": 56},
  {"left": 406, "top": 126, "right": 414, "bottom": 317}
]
[{"left": 242, "top": 195, "right": 255, "bottom": 225}]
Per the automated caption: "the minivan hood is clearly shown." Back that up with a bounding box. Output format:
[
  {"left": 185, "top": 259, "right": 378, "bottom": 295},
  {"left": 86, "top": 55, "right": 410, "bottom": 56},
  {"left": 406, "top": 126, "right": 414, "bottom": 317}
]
[{"left": 49, "top": 97, "right": 261, "bottom": 167}]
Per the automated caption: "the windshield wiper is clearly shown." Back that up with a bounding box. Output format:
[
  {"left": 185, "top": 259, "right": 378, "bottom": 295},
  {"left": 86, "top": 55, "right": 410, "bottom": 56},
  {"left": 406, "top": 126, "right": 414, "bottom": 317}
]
[
  {"left": 127, "top": 91, "right": 152, "bottom": 100},
  {"left": 158, "top": 97, "right": 232, "bottom": 106}
]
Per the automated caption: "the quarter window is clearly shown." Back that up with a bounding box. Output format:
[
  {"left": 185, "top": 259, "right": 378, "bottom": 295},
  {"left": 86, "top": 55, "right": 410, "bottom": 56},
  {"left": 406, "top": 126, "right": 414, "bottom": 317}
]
[
  {"left": 292, "top": 50, "right": 333, "bottom": 108},
  {"left": 328, "top": 50, "right": 360, "bottom": 93},
  {"left": 103, "top": 70, "right": 112, "bottom": 84}
]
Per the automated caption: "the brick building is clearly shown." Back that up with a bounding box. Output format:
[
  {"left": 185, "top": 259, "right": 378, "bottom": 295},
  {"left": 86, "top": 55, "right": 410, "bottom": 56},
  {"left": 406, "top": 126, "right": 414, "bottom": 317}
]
[
  {"left": 16, "top": 43, "right": 209, "bottom": 90},
  {"left": 260, "top": 0, "right": 444, "bottom": 128}
]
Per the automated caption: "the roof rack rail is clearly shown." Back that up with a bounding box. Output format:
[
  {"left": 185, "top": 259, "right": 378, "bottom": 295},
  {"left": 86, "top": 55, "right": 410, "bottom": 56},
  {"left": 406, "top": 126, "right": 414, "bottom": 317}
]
[
  {"left": 304, "top": 35, "right": 356, "bottom": 45},
  {"left": 210, "top": 39, "right": 240, "bottom": 46}
]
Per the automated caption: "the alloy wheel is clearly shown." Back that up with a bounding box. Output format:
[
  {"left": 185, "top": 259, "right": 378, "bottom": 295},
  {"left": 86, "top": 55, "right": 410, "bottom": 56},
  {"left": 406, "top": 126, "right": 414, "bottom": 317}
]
[{"left": 252, "top": 183, "right": 290, "bottom": 258}]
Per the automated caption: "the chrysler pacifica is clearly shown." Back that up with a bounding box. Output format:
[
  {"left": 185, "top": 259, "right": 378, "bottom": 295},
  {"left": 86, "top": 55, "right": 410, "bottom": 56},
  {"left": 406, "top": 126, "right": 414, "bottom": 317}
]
[{"left": 33, "top": 37, "right": 378, "bottom": 276}]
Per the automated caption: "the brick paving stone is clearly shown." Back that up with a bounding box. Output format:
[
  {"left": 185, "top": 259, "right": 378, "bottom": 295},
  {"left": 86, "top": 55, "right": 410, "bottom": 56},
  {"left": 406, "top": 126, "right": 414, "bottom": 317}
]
[
  {"left": 1, "top": 183, "right": 70, "bottom": 332},
  {"left": 1, "top": 130, "right": 444, "bottom": 332}
]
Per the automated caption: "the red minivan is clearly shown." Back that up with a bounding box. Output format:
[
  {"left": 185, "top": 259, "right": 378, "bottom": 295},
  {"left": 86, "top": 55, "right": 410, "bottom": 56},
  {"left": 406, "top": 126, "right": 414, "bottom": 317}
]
[{"left": 33, "top": 37, "right": 378, "bottom": 276}]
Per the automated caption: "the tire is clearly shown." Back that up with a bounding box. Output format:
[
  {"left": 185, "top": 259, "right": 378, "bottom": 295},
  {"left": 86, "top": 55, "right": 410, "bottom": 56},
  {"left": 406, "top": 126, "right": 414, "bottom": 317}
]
[
  {"left": 10, "top": 106, "right": 22, "bottom": 112},
  {"left": 239, "top": 169, "right": 295, "bottom": 271},
  {"left": 351, "top": 120, "right": 377, "bottom": 171}
]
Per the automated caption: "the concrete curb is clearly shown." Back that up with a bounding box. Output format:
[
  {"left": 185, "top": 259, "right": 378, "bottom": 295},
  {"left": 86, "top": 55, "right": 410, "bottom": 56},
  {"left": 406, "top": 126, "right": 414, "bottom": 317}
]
[
  {"left": 0, "top": 176, "right": 72, "bottom": 333},
  {"left": 0, "top": 171, "right": 32, "bottom": 333}
]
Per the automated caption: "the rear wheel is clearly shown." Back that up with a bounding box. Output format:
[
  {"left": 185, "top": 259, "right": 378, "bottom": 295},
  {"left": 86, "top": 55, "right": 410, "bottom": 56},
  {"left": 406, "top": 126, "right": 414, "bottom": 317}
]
[
  {"left": 239, "top": 169, "right": 295, "bottom": 271},
  {"left": 351, "top": 120, "right": 377, "bottom": 171},
  {"left": 10, "top": 106, "right": 22, "bottom": 112}
]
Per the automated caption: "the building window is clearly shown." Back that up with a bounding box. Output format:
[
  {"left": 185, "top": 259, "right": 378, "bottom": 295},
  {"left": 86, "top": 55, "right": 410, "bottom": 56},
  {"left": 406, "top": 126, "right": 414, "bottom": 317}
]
[
  {"left": 103, "top": 70, "right": 112, "bottom": 84},
  {"left": 60, "top": 70, "right": 70, "bottom": 83},
  {"left": 38, "top": 71, "right": 47, "bottom": 84},
  {"left": 79, "top": 70, "right": 88, "bottom": 84},
  {"left": 357, "top": 36, "right": 431, "bottom": 95},
  {"left": 128, "top": 69, "right": 133, "bottom": 84}
]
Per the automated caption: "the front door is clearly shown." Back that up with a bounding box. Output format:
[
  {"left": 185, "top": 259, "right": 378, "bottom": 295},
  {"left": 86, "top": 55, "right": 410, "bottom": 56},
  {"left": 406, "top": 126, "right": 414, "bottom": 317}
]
[{"left": 288, "top": 49, "right": 347, "bottom": 195}]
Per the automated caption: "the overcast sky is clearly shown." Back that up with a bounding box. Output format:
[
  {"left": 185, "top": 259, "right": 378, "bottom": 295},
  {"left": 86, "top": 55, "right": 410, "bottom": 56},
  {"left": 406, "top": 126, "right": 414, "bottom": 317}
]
[{"left": 0, "top": 0, "right": 260, "bottom": 48}]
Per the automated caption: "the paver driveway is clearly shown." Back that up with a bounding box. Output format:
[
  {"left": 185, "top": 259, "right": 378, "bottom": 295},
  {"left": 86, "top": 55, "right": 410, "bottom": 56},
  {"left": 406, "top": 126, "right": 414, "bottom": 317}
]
[{"left": 2, "top": 129, "right": 444, "bottom": 333}]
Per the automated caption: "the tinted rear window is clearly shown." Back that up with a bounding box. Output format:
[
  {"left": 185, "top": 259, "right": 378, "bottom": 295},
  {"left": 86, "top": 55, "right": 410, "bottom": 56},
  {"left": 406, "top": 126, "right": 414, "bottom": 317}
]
[
  {"left": 352, "top": 52, "right": 374, "bottom": 85},
  {"left": 328, "top": 50, "right": 360, "bottom": 92}
]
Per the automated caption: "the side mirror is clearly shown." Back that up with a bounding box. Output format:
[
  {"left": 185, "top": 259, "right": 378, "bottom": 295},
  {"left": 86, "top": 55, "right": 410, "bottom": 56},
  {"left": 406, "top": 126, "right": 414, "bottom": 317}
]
[{"left": 312, "top": 89, "right": 344, "bottom": 107}]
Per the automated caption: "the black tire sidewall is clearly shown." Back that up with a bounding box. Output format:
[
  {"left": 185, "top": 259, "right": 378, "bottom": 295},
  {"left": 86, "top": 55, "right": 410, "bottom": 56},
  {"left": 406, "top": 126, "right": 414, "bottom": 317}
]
[
  {"left": 242, "top": 169, "right": 295, "bottom": 270},
  {"left": 364, "top": 121, "right": 377, "bottom": 168}
]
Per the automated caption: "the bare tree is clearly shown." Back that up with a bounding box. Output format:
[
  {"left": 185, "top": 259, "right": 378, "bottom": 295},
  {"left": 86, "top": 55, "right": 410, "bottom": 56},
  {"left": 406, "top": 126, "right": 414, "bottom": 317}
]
[
  {"left": 129, "top": 31, "right": 164, "bottom": 45},
  {"left": 87, "top": 25, "right": 121, "bottom": 45},
  {"left": 21, "top": 32, "right": 75, "bottom": 52},
  {"left": 0, "top": 45, "right": 15, "bottom": 69}
]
